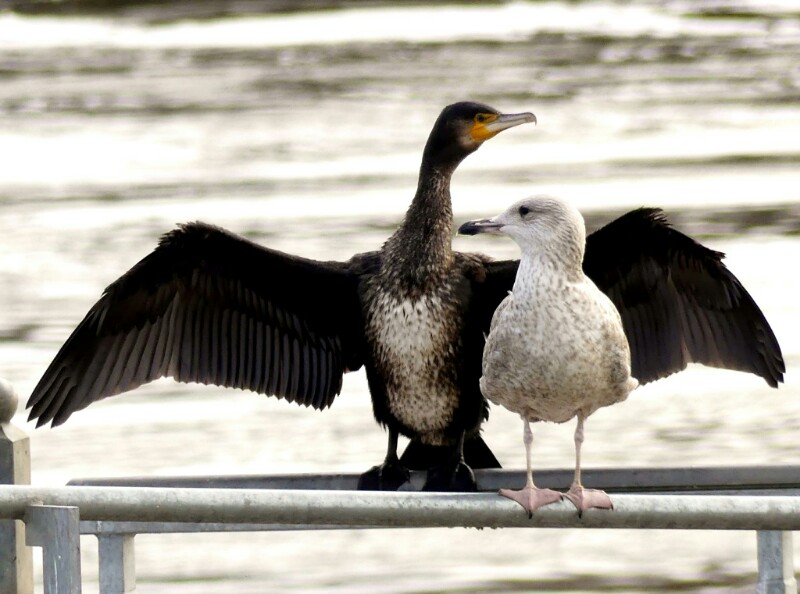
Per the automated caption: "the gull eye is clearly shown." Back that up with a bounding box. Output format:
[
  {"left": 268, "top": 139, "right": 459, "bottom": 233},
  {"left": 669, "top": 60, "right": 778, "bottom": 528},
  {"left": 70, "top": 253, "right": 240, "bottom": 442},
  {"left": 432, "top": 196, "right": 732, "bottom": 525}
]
[
  {"left": 475, "top": 113, "right": 487, "bottom": 123},
  {"left": 518, "top": 205, "right": 530, "bottom": 217}
]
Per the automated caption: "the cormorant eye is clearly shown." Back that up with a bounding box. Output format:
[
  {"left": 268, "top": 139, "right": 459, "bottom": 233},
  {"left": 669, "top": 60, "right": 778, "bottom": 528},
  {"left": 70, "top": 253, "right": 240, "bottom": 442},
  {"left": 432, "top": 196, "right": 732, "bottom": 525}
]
[
  {"left": 519, "top": 205, "right": 530, "bottom": 217},
  {"left": 475, "top": 114, "right": 487, "bottom": 123}
]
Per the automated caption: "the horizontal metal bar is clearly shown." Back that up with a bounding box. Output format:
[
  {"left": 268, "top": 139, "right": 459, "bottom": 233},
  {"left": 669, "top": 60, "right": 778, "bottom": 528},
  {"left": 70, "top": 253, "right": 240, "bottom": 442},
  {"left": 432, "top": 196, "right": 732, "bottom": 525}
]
[
  {"left": 3, "top": 485, "right": 800, "bottom": 531},
  {"left": 67, "top": 466, "right": 800, "bottom": 494},
  {"left": 80, "top": 520, "right": 356, "bottom": 534}
]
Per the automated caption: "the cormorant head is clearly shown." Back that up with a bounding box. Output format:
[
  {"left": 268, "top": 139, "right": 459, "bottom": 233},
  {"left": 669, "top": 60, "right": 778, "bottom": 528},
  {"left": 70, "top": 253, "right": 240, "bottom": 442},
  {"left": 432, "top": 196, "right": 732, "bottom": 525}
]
[{"left": 422, "top": 101, "right": 536, "bottom": 171}]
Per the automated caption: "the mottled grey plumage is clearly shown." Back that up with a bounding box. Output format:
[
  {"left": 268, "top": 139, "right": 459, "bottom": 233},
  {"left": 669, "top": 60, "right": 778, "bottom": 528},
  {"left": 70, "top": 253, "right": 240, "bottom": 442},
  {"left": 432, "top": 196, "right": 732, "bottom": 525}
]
[{"left": 460, "top": 195, "right": 637, "bottom": 514}]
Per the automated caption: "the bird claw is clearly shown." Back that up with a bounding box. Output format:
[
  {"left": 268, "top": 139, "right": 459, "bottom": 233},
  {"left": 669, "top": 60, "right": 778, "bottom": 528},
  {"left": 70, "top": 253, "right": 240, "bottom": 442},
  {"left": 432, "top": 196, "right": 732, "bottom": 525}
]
[
  {"left": 357, "top": 461, "right": 410, "bottom": 491},
  {"left": 422, "top": 460, "right": 477, "bottom": 492}
]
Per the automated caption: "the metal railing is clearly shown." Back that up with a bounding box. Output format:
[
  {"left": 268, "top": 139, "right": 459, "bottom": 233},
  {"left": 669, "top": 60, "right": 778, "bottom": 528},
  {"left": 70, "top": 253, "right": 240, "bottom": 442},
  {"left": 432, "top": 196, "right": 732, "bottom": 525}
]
[
  {"left": 0, "top": 377, "right": 798, "bottom": 594},
  {"left": 0, "top": 477, "right": 798, "bottom": 594}
]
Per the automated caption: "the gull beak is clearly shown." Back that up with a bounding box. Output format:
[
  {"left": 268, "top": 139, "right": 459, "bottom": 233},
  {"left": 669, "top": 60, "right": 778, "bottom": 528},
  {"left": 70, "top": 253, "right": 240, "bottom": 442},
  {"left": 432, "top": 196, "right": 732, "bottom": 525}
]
[{"left": 458, "top": 218, "right": 505, "bottom": 236}]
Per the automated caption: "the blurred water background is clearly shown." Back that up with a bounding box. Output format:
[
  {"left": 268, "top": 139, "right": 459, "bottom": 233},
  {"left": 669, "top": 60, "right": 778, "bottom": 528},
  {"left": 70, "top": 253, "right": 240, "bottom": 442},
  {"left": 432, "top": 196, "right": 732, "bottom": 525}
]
[{"left": 1, "top": 0, "right": 799, "bottom": 592}]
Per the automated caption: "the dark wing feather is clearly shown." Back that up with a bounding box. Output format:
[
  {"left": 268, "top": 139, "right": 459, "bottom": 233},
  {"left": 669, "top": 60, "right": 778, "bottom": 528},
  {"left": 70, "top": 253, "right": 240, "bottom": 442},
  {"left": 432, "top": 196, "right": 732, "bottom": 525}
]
[
  {"left": 583, "top": 208, "right": 784, "bottom": 386},
  {"left": 470, "top": 258, "right": 520, "bottom": 333},
  {"left": 27, "top": 222, "right": 374, "bottom": 427},
  {"left": 474, "top": 209, "right": 784, "bottom": 387}
]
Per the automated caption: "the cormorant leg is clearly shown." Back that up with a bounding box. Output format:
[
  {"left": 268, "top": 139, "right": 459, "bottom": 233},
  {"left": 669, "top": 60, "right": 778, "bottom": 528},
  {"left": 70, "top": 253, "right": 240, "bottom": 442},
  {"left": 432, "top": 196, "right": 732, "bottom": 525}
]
[
  {"left": 422, "top": 431, "right": 477, "bottom": 492},
  {"left": 499, "top": 419, "right": 562, "bottom": 517},
  {"left": 357, "top": 427, "right": 411, "bottom": 491},
  {"left": 563, "top": 413, "right": 613, "bottom": 514}
]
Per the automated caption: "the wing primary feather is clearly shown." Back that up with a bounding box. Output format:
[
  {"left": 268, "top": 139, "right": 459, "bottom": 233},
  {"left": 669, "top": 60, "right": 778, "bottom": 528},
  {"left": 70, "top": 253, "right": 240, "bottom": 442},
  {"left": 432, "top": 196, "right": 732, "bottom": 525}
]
[
  {"left": 278, "top": 332, "right": 291, "bottom": 398},
  {"left": 262, "top": 322, "right": 275, "bottom": 394},
  {"left": 130, "top": 322, "right": 154, "bottom": 384},
  {"left": 313, "top": 348, "right": 326, "bottom": 409},
  {"left": 219, "top": 309, "right": 230, "bottom": 386},
  {"left": 177, "top": 302, "right": 197, "bottom": 382},
  {"left": 119, "top": 323, "right": 150, "bottom": 390},
  {"left": 290, "top": 337, "right": 301, "bottom": 400},
  {"left": 208, "top": 306, "right": 220, "bottom": 384},
  {"left": 149, "top": 307, "right": 168, "bottom": 378},
  {"left": 317, "top": 346, "right": 330, "bottom": 407},
  {"left": 198, "top": 301, "right": 212, "bottom": 384},
  {"left": 72, "top": 335, "right": 114, "bottom": 406},
  {"left": 243, "top": 316, "right": 255, "bottom": 390},
  {"left": 27, "top": 374, "right": 55, "bottom": 414},
  {"left": 30, "top": 369, "right": 69, "bottom": 424},
  {"left": 308, "top": 347, "right": 320, "bottom": 407},
  {"left": 331, "top": 337, "right": 344, "bottom": 405},
  {"left": 109, "top": 330, "right": 141, "bottom": 395},
  {"left": 50, "top": 384, "right": 79, "bottom": 428},
  {"left": 190, "top": 300, "right": 204, "bottom": 381},
  {"left": 163, "top": 294, "right": 182, "bottom": 379},
  {"left": 267, "top": 327, "right": 281, "bottom": 396},
  {"left": 624, "top": 305, "right": 647, "bottom": 380},
  {"left": 228, "top": 309, "right": 240, "bottom": 387},
  {"left": 323, "top": 347, "right": 335, "bottom": 406},
  {"left": 253, "top": 319, "right": 264, "bottom": 394},
  {"left": 93, "top": 334, "right": 128, "bottom": 397},
  {"left": 237, "top": 311, "right": 249, "bottom": 390},
  {"left": 300, "top": 342, "right": 310, "bottom": 405}
]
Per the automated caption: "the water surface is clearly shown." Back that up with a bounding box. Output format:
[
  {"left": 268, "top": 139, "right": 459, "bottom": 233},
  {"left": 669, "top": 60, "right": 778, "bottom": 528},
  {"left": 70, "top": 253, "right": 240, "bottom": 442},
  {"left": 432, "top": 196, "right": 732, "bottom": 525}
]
[{"left": 1, "top": 1, "right": 799, "bottom": 592}]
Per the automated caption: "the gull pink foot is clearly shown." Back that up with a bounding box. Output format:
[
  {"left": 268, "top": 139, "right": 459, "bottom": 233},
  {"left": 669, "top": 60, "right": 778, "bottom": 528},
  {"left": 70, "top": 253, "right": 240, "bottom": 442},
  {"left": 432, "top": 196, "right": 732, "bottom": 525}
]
[
  {"left": 499, "top": 486, "right": 563, "bottom": 517},
  {"left": 563, "top": 484, "right": 613, "bottom": 515}
]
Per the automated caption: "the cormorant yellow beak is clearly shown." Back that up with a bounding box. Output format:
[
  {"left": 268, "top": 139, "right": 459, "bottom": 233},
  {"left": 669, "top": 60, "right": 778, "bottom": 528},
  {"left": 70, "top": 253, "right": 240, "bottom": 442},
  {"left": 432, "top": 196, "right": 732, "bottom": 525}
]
[{"left": 470, "top": 111, "right": 537, "bottom": 142}]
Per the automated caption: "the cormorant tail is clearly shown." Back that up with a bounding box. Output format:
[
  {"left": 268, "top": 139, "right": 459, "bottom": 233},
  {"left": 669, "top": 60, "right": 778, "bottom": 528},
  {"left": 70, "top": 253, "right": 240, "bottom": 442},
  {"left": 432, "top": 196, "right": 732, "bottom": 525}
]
[{"left": 400, "top": 436, "right": 501, "bottom": 470}]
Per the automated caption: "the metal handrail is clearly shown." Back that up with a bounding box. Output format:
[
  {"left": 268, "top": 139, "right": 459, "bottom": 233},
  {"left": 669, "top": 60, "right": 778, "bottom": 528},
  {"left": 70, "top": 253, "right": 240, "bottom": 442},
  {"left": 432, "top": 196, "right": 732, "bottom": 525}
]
[
  {"left": 2, "top": 484, "right": 798, "bottom": 593},
  {"left": 3, "top": 485, "right": 800, "bottom": 530}
]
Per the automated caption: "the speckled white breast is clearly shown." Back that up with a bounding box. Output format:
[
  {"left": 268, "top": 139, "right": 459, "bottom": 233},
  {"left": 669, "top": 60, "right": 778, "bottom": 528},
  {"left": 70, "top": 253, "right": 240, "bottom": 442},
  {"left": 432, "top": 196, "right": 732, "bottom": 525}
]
[
  {"left": 481, "top": 265, "right": 635, "bottom": 425},
  {"left": 367, "top": 292, "right": 460, "bottom": 442}
]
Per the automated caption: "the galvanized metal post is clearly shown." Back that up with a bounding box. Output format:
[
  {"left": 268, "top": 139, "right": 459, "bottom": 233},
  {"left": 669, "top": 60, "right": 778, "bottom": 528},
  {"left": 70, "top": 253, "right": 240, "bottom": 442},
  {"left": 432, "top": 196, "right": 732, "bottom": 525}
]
[
  {"left": 0, "top": 378, "right": 33, "bottom": 594},
  {"left": 757, "top": 531, "right": 798, "bottom": 594},
  {"left": 25, "top": 505, "right": 82, "bottom": 594},
  {"left": 98, "top": 534, "right": 136, "bottom": 593}
]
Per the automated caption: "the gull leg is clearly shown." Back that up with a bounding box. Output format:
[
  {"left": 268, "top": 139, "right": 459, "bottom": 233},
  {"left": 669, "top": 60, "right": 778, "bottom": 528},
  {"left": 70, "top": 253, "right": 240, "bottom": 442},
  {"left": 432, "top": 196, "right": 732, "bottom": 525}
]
[
  {"left": 563, "top": 413, "right": 613, "bottom": 514},
  {"left": 499, "top": 418, "right": 562, "bottom": 517}
]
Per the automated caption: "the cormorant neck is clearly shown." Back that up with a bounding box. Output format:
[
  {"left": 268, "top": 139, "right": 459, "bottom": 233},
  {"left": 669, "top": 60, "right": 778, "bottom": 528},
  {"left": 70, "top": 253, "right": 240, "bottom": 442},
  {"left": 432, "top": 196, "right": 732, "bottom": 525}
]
[{"left": 383, "top": 163, "right": 457, "bottom": 291}]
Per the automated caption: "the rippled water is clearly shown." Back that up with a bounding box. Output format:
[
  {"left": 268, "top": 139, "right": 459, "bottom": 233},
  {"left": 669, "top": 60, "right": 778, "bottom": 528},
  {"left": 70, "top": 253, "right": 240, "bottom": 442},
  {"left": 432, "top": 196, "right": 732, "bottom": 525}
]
[{"left": 1, "top": 1, "right": 799, "bottom": 592}]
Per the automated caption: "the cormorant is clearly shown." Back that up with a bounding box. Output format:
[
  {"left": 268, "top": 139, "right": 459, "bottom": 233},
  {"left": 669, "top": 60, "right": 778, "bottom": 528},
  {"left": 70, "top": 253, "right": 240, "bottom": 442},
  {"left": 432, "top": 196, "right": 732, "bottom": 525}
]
[
  {"left": 26, "top": 101, "right": 535, "bottom": 491},
  {"left": 460, "top": 195, "right": 638, "bottom": 515},
  {"left": 26, "top": 102, "right": 784, "bottom": 492}
]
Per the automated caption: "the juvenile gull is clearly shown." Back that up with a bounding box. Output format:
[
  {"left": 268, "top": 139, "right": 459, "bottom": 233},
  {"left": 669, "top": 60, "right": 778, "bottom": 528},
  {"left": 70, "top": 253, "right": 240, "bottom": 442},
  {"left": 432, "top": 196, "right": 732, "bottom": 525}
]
[{"left": 460, "top": 195, "right": 638, "bottom": 514}]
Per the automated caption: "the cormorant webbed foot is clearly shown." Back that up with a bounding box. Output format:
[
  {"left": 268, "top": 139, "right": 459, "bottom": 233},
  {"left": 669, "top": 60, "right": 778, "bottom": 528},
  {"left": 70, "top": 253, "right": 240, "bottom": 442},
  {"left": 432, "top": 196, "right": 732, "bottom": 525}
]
[
  {"left": 357, "top": 460, "right": 411, "bottom": 491},
  {"left": 422, "top": 459, "right": 477, "bottom": 492}
]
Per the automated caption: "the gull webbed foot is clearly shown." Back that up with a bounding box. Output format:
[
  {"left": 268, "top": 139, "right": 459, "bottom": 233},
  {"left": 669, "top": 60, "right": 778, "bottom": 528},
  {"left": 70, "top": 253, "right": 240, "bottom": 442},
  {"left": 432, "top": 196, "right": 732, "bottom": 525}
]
[
  {"left": 499, "top": 485, "right": 563, "bottom": 517},
  {"left": 563, "top": 483, "right": 613, "bottom": 515}
]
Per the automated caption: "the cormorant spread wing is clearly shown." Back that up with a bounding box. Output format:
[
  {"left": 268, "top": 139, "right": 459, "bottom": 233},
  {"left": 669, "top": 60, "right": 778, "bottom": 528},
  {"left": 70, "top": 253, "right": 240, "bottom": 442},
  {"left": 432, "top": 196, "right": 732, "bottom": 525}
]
[{"left": 28, "top": 222, "right": 373, "bottom": 427}]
